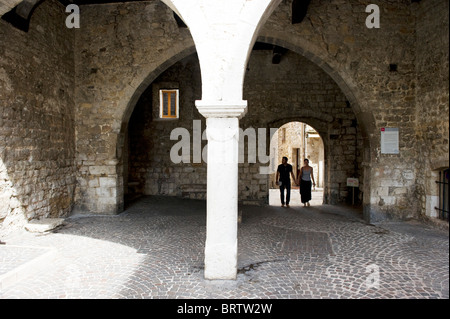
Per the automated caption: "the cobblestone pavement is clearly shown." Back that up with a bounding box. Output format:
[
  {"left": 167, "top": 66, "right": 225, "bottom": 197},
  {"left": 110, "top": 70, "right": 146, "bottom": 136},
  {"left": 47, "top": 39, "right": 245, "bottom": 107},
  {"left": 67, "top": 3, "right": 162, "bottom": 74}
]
[{"left": 0, "top": 195, "right": 448, "bottom": 299}]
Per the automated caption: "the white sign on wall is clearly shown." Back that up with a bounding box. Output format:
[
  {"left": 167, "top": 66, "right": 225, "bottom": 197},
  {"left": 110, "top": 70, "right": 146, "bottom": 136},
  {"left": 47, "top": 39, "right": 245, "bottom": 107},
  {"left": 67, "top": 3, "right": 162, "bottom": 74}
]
[
  {"left": 347, "top": 178, "right": 359, "bottom": 187},
  {"left": 381, "top": 128, "right": 399, "bottom": 154}
]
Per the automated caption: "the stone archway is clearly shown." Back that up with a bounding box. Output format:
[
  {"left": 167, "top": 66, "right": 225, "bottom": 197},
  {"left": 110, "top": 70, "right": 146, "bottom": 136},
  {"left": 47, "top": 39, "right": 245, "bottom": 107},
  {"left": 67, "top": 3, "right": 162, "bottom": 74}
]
[
  {"left": 121, "top": 50, "right": 205, "bottom": 205},
  {"left": 268, "top": 121, "right": 326, "bottom": 207},
  {"left": 253, "top": 36, "right": 374, "bottom": 220},
  {"left": 116, "top": 45, "right": 198, "bottom": 206},
  {"left": 159, "top": 0, "right": 285, "bottom": 280},
  {"left": 75, "top": 40, "right": 195, "bottom": 214},
  {"left": 74, "top": 0, "right": 398, "bottom": 281}
]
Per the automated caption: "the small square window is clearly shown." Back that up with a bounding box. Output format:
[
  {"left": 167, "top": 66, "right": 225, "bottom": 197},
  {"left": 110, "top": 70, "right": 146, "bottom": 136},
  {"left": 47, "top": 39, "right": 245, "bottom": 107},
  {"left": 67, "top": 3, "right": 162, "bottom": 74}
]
[{"left": 159, "top": 89, "right": 179, "bottom": 119}]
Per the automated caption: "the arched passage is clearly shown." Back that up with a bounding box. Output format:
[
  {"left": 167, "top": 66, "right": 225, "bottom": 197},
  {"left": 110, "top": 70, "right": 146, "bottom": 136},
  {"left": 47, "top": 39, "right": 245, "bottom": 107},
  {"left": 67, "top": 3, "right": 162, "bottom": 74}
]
[
  {"left": 70, "top": 0, "right": 379, "bottom": 226},
  {"left": 74, "top": 1, "right": 377, "bottom": 223},
  {"left": 248, "top": 37, "right": 372, "bottom": 214},
  {"left": 72, "top": 0, "right": 198, "bottom": 216},
  {"left": 122, "top": 51, "right": 204, "bottom": 206},
  {"left": 255, "top": 35, "right": 375, "bottom": 139},
  {"left": 116, "top": 46, "right": 198, "bottom": 205},
  {"left": 268, "top": 121, "right": 325, "bottom": 207},
  {"left": 119, "top": 39, "right": 368, "bottom": 211}
]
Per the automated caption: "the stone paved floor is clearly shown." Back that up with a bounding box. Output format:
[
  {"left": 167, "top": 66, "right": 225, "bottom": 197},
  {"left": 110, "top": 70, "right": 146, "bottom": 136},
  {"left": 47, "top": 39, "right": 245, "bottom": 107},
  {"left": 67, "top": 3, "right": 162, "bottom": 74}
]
[{"left": 0, "top": 195, "right": 448, "bottom": 299}]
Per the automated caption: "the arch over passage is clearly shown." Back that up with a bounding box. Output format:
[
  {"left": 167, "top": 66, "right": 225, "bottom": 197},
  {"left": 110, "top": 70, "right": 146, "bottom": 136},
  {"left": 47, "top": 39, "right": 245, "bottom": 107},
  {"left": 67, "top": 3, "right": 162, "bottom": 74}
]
[
  {"left": 256, "top": 36, "right": 374, "bottom": 142},
  {"left": 106, "top": 27, "right": 374, "bottom": 220},
  {"left": 269, "top": 121, "right": 325, "bottom": 208},
  {"left": 158, "top": 0, "right": 286, "bottom": 280},
  {"left": 253, "top": 36, "right": 373, "bottom": 215},
  {"left": 160, "top": 0, "right": 283, "bottom": 103},
  {"left": 116, "top": 45, "right": 198, "bottom": 164}
]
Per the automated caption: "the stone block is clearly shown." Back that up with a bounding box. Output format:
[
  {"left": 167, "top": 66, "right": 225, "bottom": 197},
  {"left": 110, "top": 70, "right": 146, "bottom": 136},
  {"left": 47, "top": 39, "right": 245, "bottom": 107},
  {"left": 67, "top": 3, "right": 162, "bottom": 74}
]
[
  {"left": 389, "top": 187, "right": 408, "bottom": 195},
  {"left": 25, "top": 218, "right": 65, "bottom": 233},
  {"left": 96, "top": 187, "right": 112, "bottom": 198},
  {"left": 401, "top": 170, "right": 414, "bottom": 180},
  {"left": 377, "top": 187, "right": 389, "bottom": 197},
  {"left": 89, "top": 166, "right": 116, "bottom": 175},
  {"left": 381, "top": 196, "right": 396, "bottom": 206},
  {"left": 0, "top": 195, "right": 10, "bottom": 220},
  {"left": 88, "top": 178, "right": 99, "bottom": 188},
  {"left": 99, "top": 177, "right": 116, "bottom": 188}
]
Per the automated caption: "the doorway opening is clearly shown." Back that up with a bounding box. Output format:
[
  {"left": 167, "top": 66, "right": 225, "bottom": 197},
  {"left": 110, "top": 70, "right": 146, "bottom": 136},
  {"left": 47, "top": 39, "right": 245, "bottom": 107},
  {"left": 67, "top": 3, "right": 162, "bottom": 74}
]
[{"left": 269, "top": 122, "right": 324, "bottom": 207}]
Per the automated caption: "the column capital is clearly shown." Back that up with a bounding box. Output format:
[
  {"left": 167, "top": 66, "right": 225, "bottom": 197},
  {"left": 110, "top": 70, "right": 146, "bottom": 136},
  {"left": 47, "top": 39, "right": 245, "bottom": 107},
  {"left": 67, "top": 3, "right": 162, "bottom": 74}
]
[{"left": 195, "top": 100, "right": 248, "bottom": 119}]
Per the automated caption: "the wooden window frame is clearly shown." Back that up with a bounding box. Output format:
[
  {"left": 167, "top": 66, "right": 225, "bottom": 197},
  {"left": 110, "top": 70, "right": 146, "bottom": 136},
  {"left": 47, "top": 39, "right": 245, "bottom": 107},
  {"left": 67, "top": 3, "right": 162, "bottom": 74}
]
[{"left": 159, "top": 89, "right": 179, "bottom": 119}]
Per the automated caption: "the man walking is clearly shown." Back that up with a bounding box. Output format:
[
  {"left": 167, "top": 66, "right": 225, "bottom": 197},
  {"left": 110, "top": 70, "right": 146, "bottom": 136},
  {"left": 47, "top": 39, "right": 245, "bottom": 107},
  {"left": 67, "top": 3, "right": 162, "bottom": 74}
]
[{"left": 276, "top": 157, "right": 296, "bottom": 207}]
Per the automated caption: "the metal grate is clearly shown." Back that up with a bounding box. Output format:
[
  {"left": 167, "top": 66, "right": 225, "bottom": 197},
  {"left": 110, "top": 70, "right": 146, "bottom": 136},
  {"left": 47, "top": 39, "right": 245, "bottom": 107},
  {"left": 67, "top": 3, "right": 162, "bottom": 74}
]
[{"left": 435, "top": 168, "right": 449, "bottom": 221}]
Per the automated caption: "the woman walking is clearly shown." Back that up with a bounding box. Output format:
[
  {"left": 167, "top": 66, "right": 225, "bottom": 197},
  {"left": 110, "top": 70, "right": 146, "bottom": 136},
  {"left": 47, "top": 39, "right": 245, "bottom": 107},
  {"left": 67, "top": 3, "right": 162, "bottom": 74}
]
[{"left": 297, "top": 159, "right": 316, "bottom": 206}]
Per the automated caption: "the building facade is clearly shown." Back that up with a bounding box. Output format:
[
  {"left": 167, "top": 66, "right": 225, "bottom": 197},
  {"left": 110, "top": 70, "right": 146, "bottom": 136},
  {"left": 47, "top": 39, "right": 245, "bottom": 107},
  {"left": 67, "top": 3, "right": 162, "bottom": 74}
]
[{"left": 0, "top": 0, "right": 448, "bottom": 279}]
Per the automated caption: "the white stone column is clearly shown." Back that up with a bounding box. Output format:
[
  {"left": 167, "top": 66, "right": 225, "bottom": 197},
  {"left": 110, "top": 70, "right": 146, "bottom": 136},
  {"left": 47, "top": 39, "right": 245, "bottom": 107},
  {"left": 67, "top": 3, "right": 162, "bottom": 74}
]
[
  {"left": 160, "top": 0, "right": 283, "bottom": 280},
  {"left": 197, "top": 101, "right": 246, "bottom": 280}
]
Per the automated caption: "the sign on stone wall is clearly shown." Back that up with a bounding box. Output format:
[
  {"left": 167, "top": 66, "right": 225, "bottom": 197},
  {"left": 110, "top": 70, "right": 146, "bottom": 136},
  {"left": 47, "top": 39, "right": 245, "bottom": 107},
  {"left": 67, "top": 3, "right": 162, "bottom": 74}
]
[
  {"left": 347, "top": 178, "right": 359, "bottom": 187},
  {"left": 380, "top": 128, "right": 399, "bottom": 154}
]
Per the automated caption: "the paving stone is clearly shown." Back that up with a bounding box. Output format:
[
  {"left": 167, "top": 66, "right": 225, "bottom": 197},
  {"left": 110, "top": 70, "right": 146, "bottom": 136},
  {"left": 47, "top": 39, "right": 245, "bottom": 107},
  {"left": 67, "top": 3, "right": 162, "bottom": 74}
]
[{"left": 0, "top": 196, "right": 448, "bottom": 299}]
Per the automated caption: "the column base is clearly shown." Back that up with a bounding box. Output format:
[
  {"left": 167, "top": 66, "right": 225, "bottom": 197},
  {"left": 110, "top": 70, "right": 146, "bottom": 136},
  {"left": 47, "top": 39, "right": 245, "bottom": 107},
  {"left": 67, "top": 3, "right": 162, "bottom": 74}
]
[{"left": 204, "top": 241, "right": 238, "bottom": 280}]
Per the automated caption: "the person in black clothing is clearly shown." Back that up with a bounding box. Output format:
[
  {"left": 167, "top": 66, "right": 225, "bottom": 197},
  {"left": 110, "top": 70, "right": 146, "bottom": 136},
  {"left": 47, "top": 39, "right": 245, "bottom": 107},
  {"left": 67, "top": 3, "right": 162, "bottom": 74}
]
[
  {"left": 297, "top": 158, "right": 316, "bottom": 207},
  {"left": 276, "top": 157, "right": 297, "bottom": 207}
]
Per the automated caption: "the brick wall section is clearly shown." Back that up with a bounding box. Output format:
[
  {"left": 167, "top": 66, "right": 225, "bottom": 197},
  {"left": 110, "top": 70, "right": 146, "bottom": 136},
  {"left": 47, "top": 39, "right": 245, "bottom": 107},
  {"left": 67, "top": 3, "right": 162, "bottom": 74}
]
[{"left": 0, "top": 0, "right": 76, "bottom": 227}]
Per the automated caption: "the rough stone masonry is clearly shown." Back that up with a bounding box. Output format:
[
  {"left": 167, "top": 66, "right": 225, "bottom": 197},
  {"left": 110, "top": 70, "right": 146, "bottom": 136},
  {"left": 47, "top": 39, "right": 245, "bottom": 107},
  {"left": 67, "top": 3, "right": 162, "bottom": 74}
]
[{"left": 0, "top": 0, "right": 448, "bottom": 229}]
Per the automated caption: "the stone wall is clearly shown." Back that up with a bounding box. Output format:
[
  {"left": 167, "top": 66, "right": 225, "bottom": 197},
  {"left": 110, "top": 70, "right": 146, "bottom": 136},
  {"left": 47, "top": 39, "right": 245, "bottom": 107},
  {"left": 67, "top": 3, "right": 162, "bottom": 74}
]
[
  {"left": 73, "top": 1, "right": 195, "bottom": 214},
  {"left": 127, "top": 54, "right": 205, "bottom": 199},
  {"left": 259, "top": 0, "right": 419, "bottom": 220},
  {"left": 0, "top": 0, "right": 76, "bottom": 228},
  {"left": 74, "top": 0, "right": 423, "bottom": 220},
  {"left": 413, "top": 0, "right": 449, "bottom": 219},
  {"left": 0, "top": 0, "right": 446, "bottom": 224},
  {"left": 127, "top": 49, "right": 364, "bottom": 206},
  {"left": 0, "top": 0, "right": 22, "bottom": 17}
]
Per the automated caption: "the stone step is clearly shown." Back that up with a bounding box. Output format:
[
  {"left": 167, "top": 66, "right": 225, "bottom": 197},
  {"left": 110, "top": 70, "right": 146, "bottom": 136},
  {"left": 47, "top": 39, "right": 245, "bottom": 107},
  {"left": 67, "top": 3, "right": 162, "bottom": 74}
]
[{"left": 24, "top": 218, "right": 65, "bottom": 233}]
